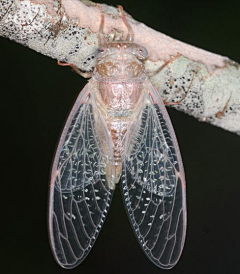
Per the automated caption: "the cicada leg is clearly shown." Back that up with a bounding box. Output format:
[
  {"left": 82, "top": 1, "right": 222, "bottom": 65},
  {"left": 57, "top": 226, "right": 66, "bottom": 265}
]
[
  {"left": 147, "top": 54, "right": 196, "bottom": 106},
  {"left": 118, "top": 5, "right": 134, "bottom": 42},
  {"left": 97, "top": 4, "right": 134, "bottom": 43},
  {"left": 96, "top": 3, "right": 108, "bottom": 47},
  {"left": 162, "top": 67, "right": 196, "bottom": 106},
  {"left": 215, "top": 91, "right": 233, "bottom": 118},
  {"left": 57, "top": 60, "right": 92, "bottom": 78}
]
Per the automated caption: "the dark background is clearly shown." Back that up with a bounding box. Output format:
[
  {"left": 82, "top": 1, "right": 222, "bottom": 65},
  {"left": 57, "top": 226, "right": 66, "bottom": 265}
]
[{"left": 1, "top": 0, "right": 240, "bottom": 273}]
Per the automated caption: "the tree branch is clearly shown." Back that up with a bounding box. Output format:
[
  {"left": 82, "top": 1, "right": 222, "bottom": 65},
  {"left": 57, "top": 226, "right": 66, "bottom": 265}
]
[{"left": 1, "top": 0, "right": 240, "bottom": 135}]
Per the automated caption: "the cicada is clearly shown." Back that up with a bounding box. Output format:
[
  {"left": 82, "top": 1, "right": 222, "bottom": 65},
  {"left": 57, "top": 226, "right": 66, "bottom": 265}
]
[{"left": 48, "top": 6, "right": 186, "bottom": 270}]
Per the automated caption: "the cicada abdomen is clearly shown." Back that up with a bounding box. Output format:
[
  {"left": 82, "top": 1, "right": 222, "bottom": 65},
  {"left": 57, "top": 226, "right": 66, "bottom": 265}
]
[{"left": 48, "top": 5, "right": 186, "bottom": 270}]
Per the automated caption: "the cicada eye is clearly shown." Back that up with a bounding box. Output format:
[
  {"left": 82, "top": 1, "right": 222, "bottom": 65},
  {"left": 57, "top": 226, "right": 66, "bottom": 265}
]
[
  {"left": 95, "top": 48, "right": 107, "bottom": 58},
  {"left": 137, "top": 46, "right": 148, "bottom": 59},
  {"left": 98, "top": 48, "right": 105, "bottom": 54}
]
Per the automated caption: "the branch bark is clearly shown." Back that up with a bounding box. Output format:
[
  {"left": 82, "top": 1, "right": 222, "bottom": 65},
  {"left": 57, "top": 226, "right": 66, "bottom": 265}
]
[{"left": 1, "top": 0, "right": 240, "bottom": 135}]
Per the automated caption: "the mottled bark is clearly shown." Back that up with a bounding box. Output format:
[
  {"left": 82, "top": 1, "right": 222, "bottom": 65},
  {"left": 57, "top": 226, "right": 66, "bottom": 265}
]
[{"left": 0, "top": 0, "right": 240, "bottom": 135}]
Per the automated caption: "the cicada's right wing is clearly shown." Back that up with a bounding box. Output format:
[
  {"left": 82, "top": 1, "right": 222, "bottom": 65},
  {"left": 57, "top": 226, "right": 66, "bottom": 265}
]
[
  {"left": 49, "top": 82, "right": 114, "bottom": 269},
  {"left": 122, "top": 83, "right": 186, "bottom": 269}
]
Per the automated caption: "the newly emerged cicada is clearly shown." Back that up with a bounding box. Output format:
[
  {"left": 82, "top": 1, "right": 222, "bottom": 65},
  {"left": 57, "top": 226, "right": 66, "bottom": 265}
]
[{"left": 48, "top": 6, "right": 186, "bottom": 270}]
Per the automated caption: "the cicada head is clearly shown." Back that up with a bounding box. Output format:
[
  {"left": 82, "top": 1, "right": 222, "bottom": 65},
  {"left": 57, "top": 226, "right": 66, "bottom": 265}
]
[
  {"left": 93, "top": 42, "right": 148, "bottom": 82},
  {"left": 95, "top": 42, "right": 148, "bottom": 60}
]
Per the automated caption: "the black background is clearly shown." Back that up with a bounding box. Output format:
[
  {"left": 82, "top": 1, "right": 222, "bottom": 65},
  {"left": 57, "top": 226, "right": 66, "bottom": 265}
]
[{"left": 1, "top": 0, "right": 240, "bottom": 273}]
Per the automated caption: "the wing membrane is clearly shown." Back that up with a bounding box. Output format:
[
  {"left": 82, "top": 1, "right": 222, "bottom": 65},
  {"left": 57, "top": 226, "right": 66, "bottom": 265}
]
[
  {"left": 122, "top": 83, "right": 186, "bottom": 269},
  {"left": 49, "top": 82, "right": 114, "bottom": 268}
]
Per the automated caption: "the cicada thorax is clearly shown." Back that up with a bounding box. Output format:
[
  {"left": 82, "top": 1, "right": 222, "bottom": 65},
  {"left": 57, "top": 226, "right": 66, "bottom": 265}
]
[{"left": 92, "top": 42, "right": 148, "bottom": 184}]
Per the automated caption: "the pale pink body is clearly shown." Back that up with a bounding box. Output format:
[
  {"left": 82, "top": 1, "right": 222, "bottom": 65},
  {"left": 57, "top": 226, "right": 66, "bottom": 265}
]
[{"left": 92, "top": 42, "right": 148, "bottom": 181}]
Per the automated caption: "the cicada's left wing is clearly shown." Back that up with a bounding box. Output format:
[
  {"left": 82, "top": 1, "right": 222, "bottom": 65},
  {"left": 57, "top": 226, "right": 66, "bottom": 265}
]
[
  {"left": 49, "top": 82, "right": 114, "bottom": 269},
  {"left": 122, "top": 82, "right": 186, "bottom": 269}
]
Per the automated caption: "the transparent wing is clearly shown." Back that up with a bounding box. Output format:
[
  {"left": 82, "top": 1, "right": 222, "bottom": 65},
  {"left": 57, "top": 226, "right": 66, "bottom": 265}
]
[
  {"left": 49, "top": 82, "right": 114, "bottom": 269},
  {"left": 122, "top": 82, "right": 186, "bottom": 269}
]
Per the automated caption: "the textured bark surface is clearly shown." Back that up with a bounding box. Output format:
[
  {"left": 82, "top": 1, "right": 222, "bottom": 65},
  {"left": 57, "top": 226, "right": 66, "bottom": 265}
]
[
  {"left": 0, "top": 0, "right": 240, "bottom": 135},
  {"left": 1, "top": 1, "right": 240, "bottom": 274}
]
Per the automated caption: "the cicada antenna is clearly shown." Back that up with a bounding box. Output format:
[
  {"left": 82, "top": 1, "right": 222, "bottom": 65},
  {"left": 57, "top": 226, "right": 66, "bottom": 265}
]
[{"left": 118, "top": 5, "right": 134, "bottom": 42}]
